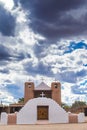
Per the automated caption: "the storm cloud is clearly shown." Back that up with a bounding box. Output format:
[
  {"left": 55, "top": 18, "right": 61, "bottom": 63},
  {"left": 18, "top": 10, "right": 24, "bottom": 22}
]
[
  {"left": 18, "top": 0, "right": 87, "bottom": 41},
  {"left": 24, "top": 61, "right": 54, "bottom": 77},
  {"left": 0, "top": 44, "right": 31, "bottom": 63},
  {"left": 0, "top": 4, "right": 16, "bottom": 36},
  {"left": 0, "top": 44, "right": 11, "bottom": 61}
]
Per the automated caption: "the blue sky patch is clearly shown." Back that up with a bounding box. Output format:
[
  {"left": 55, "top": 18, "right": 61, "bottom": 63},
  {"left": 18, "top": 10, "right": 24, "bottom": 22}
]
[
  {"left": 64, "top": 41, "right": 87, "bottom": 54},
  {"left": 6, "top": 84, "right": 22, "bottom": 99}
]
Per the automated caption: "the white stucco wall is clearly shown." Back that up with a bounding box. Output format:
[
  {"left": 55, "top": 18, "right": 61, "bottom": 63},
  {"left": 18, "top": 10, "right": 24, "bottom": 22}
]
[
  {"left": 17, "top": 97, "right": 68, "bottom": 124},
  {"left": 0, "top": 112, "right": 8, "bottom": 125},
  {"left": 78, "top": 113, "right": 85, "bottom": 123}
]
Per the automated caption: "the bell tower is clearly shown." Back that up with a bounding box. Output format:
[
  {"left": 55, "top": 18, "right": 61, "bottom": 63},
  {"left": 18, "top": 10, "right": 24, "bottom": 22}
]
[
  {"left": 24, "top": 82, "right": 34, "bottom": 104},
  {"left": 51, "top": 82, "right": 61, "bottom": 105}
]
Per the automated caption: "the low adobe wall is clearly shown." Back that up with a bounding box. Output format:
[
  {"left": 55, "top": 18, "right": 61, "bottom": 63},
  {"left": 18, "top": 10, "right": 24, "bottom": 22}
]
[
  {"left": 69, "top": 113, "right": 78, "bottom": 123},
  {"left": 0, "top": 112, "right": 8, "bottom": 125},
  {"left": 0, "top": 112, "right": 85, "bottom": 125},
  {"left": 7, "top": 113, "right": 17, "bottom": 125},
  {"left": 0, "top": 112, "right": 17, "bottom": 125},
  {"left": 68, "top": 112, "right": 85, "bottom": 123}
]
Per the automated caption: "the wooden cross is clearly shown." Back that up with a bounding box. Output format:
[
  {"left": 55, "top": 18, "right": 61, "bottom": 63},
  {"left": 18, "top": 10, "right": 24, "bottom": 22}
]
[
  {"left": 40, "top": 92, "right": 45, "bottom": 97},
  {"left": 28, "top": 78, "right": 31, "bottom": 82},
  {"left": 54, "top": 78, "right": 57, "bottom": 82},
  {"left": 41, "top": 77, "right": 44, "bottom": 82},
  {"left": 1, "top": 100, "right": 2, "bottom": 104}
]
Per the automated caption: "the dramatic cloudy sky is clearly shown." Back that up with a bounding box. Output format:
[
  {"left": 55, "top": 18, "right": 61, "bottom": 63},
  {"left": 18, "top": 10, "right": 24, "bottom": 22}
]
[{"left": 0, "top": 0, "right": 87, "bottom": 105}]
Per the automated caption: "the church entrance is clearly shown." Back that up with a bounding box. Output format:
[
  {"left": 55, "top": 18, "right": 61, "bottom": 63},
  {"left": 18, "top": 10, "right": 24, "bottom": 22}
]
[{"left": 37, "top": 106, "right": 49, "bottom": 120}]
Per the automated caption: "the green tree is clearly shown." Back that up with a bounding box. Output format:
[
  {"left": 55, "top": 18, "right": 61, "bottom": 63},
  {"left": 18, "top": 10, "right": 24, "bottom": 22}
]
[
  {"left": 71, "top": 101, "right": 86, "bottom": 109},
  {"left": 18, "top": 97, "right": 24, "bottom": 103},
  {"left": 61, "top": 102, "right": 71, "bottom": 111}
]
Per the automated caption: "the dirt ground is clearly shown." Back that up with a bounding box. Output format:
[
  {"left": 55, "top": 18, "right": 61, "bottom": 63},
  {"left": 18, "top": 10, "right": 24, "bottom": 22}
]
[{"left": 0, "top": 123, "right": 87, "bottom": 130}]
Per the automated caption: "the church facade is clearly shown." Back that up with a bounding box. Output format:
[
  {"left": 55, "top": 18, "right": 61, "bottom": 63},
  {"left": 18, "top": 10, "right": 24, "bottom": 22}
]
[
  {"left": 17, "top": 97, "right": 68, "bottom": 124},
  {"left": 0, "top": 81, "right": 85, "bottom": 124}
]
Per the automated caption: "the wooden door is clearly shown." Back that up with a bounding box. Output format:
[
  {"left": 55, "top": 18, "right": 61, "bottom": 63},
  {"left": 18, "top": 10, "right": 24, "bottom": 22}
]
[{"left": 37, "top": 106, "right": 48, "bottom": 120}]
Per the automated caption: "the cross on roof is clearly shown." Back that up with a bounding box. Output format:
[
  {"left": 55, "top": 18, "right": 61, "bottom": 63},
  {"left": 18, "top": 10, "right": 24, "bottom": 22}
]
[
  {"left": 28, "top": 78, "right": 31, "bottom": 81},
  {"left": 54, "top": 78, "right": 57, "bottom": 82},
  {"left": 40, "top": 92, "right": 45, "bottom": 97},
  {"left": 41, "top": 77, "right": 44, "bottom": 82}
]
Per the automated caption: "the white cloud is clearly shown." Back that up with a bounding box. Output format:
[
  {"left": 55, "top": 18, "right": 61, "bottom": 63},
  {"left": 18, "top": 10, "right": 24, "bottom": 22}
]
[
  {"left": 0, "top": 85, "right": 17, "bottom": 105},
  {"left": 0, "top": 0, "right": 14, "bottom": 10},
  {"left": 41, "top": 43, "right": 87, "bottom": 71},
  {"left": 61, "top": 82, "right": 87, "bottom": 105},
  {"left": 13, "top": 5, "right": 45, "bottom": 47}
]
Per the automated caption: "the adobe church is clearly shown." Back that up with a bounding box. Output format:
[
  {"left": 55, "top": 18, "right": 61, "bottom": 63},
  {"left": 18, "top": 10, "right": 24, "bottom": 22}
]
[
  {"left": 23, "top": 81, "right": 62, "bottom": 121},
  {"left": 24, "top": 81, "right": 61, "bottom": 105},
  {"left": 0, "top": 81, "right": 85, "bottom": 124}
]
